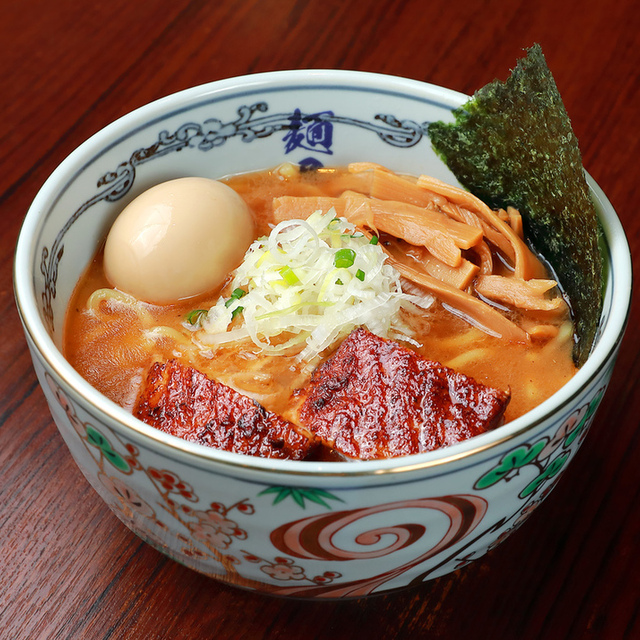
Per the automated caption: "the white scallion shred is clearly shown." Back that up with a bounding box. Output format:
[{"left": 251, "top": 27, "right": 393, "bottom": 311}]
[{"left": 197, "top": 208, "right": 433, "bottom": 360}]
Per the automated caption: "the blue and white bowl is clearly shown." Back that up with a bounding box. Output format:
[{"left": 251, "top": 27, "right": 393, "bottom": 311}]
[{"left": 14, "top": 70, "right": 632, "bottom": 598}]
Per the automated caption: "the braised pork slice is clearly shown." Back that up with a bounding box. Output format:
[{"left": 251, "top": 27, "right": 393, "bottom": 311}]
[
  {"left": 134, "top": 359, "right": 314, "bottom": 460},
  {"left": 294, "top": 327, "right": 510, "bottom": 460}
]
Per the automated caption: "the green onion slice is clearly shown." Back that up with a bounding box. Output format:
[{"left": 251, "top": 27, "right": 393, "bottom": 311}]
[
  {"left": 279, "top": 265, "right": 300, "bottom": 285},
  {"left": 186, "top": 309, "right": 208, "bottom": 325},
  {"left": 334, "top": 248, "right": 356, "bottom": 268},
  {"left": 225, "top": 288, "right": 246, "bottom": 307}
]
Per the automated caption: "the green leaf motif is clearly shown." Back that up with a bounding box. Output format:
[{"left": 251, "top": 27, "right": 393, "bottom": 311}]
[
  {"left": 475, "top": 440, "right": 547, "bottom": 490},
  {"left": 520, "top": 451, "right": 569, "bottom": 498},
  {"left": 258, "top": 486, "right": 343, "bottom": 509},
  {"left": 85, "top": 425, "right": 130, "bottom": 472},
  {"left": 475, "top": 388, "right": 606, "bottom": 497},
  {"left": 565, "top": 389, "right": 604, "bottom": 448}
]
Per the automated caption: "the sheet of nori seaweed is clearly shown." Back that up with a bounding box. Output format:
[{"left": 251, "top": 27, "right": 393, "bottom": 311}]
[{"left": 427, "top": 44, "right": 603, "bottom": 366}]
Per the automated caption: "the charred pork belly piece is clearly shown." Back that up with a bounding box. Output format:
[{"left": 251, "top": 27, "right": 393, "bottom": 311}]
[
  {"left": 295, "top": 327, "right": 510, "bottom": 460},
  {"left": 134, "top": 359, "right": 314, "bottom": 460}
]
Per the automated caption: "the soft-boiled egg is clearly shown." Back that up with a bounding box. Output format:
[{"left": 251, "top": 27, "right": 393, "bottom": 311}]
[{"left": 104, "top": 177, "right": 254, "bottom": 304}]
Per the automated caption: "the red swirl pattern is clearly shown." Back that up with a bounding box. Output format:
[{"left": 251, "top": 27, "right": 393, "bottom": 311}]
[{"left": 270, "top": 494, "right": 487, "bottom": 597}]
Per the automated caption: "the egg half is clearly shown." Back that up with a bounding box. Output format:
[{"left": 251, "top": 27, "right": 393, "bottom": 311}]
[{"left": 104, "top": 177, "right": 254, "bottom": 304}]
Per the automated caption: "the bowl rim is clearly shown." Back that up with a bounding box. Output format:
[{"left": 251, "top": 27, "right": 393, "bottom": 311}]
[{"left": 13, "top": 69, "right": 634, "bottom": 479}]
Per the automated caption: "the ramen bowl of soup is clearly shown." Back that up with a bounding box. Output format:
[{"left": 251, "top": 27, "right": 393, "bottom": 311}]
[{"left": 14, "top": 70, "right": 631, "bottom": 598}]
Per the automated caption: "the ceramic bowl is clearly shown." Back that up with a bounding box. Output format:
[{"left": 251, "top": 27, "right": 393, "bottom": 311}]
[{"left": 14, "top": 70, "right": 632, "bottom": 598}]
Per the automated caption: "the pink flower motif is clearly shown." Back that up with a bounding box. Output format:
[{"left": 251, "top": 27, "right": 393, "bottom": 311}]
[
  {"left": 539, "top": 404, "right": 588, "bottom": 459},
  {"left": 194, "top": 509, "right": 242, "bottom": 536},
  {"left": 488, "top": 528, "right": 514, "bottom": 551},
  {"left": 190, "top": 521, "right": 233, "bottom": 549},
  {"left": 46, "top": 374, "right": 85, "bottom": 436},
  {"left": 262, "top": 558, "right": 306, "bottom": 581},
  {"left": 513, "top": 500, "right": 542, "bottom": 528},
  {"left": 187, "top": 508, "right": 248, "bottom": 550},
  {"left": 99, "top": 473, "right": 155, "bottom": 519}
]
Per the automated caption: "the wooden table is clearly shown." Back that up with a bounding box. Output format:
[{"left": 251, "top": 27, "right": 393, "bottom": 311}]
[{"left": 2, "top": 1, "right": 638, "bottom": 637}]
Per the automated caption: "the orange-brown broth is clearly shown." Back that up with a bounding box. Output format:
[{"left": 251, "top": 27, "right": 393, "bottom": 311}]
[{"left": 64, "top": 167, "right": 577, "bottom": 426}]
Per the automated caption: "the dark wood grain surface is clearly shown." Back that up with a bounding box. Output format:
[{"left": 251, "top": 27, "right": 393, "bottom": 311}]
[{"left": 2, "top": 1, "right": 639, "bottom": 638}]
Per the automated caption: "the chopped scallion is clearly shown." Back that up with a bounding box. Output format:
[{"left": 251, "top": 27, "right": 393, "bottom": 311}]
[
  {"left": 279, "top": 265, "right": 300, "bottom": 285},
  {"left": 186, "top": 309, "right": 208, "bottom": 325},
  {"left": 225, "top": 288, "right": 246, "bottom": 307},
  {"left": 356, "top": 269, "right": 365, "bottom": 281},
  {"left": 369, "top": 235, "right": 379, "bottom": 245},
  {"left": 334, "top": 248, "right": 356, "bottom": 268}
]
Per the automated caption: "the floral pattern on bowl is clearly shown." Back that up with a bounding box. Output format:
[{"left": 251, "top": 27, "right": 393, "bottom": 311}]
[{"left": 40, "top": 354, "right": 611, "bottom": 597}]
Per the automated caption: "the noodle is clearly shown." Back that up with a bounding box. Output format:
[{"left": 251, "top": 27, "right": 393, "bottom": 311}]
[
  {"left": 64, "top": 165, "right": 578, "bottom": 423},
  {"left": 445, "top": 348, "right": 491, "bottom": 370}
]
